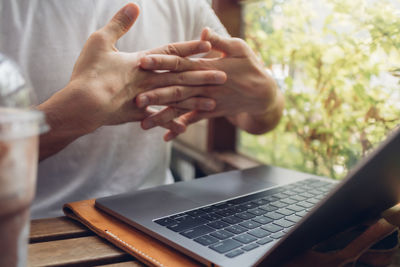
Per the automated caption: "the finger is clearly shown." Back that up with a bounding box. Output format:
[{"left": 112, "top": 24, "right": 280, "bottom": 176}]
[
  {"left": 141, "top": 55, "right": 209, "bottom": 72},
  {"left": 201, "top": 27, "right": 247, "bottom": 57},
  {"left": 100, "top": 3, "right": 140, "bottom": 44},
  {"left": 147, "top": 70, "right": 226, "bottom": 89},
  {"left": 136, "top": 85, "right": 210, "bottom": 108},
  {"left": 163, "top": 111, "right": 204, "bottom": 141},
  {"left": 146, "top": 40, "right": 211, "bottom": 57},
  {"left": 169, "top": 97, "right": 216, "bottom": 111},
  {"left": 141, "top": 107, "right": 187, "bottom": 130},
  {"left": 145, "top": 107, "right": 187, "bottom": 134}
]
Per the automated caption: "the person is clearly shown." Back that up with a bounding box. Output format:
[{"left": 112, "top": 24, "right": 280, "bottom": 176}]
[{"left": 0, "top": 0, "right": 283, "bottom": 219}]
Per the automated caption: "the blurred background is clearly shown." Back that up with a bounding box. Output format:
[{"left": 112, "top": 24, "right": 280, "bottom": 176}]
[{"left": 171, "top": 0, "right": 400, "bottom": 181}]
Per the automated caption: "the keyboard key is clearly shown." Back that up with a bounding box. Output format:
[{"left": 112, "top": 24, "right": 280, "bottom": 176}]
[
  {"left": 257, "top": 237, "right": 274, "bottom": 245},
  {"left": 210, "top": 230, "right": 234, "bottom": 240},
  {"left": 201, "top": 213, "right": 222, "bottom": 221},
  {"left": 226, "top": 249, "right": 244, "bottom": 258},
  {"left": 167, "top": 217, "right": 208, "bottom": 232},
  {"left": 233, "top": 234, "right": 257, "bottom": 244},
  {"left": 290, "top": 195, "right": 307, "bottom": 201},
  {"left": 270, "top": 201, "right": 288, "bottom": 208},
  {"left": 235, "top": 212, "right": 256, "bottom": 220},
  {"left": 297, "top": 201, "right": 314, "bottom": 208},
  {"left": 201, "top": 206, "right": 220, "bottom": 213},
  {"left": 273, "top": 192, "right": 289, "bottom": 199},
  {"left": 306, "top": 198, "right": 320, "bottom": 204},
  {"left": 248, "top": 208, "right": 267, "bottom": 216},
  {"left": 296, "top": 210, "right": 308, "bottom": 217},
  {"left": 252, "top": 199, "right": 269, "bottom": 206},
  {"left": 215, "top": 209, "right": 236, "bottom": 217},
  {"left": 209, "top": 239, "right": 242, "bottom": 254},
  {"left": 280, "top": 198, "right": 297, "bottom": 205},
  {"left": 283, "top": 190, "right": 298, "bottom": 196},
  {"left": 259, "top": 204, "right": 278, "bottom": 212},
  {"left": 242, "top": 243, "right": 259, "bottom": 251},
  {"left": 175, "top": 215, "right": 193, "bottom": 222},
  {"left": 261, "top": 223, "right": 283, "bottom": 233},
  {"left": 286, "top": 214, "right": 302, "bottom": 223},
  {"left": 180, "top": 225, "right": 215, "bottom": 239},
  {"left": 252, "top": 216, "right": 272, "bottom": 225},
  {"left": 225, "top": 225, "right": 248, "bottom": 235},
  {"left": 263, "top": 196, "right": 279, "bottom": 202},
  {"left": 264, "top": 212, "right": 284, "bottom": 220},
  {"left": 286, "top": 204, "right": 305, "bottom": 212},
  {"left": 270, "top": 231, "right": 286, "bottom": 239},
  {"left": 230, "top": 205, "right": 247, "bottom": 213},
  {"left": 194, "top": 235, "right": 219, "bottom": 246},
  {"left": 273, "top": 219, "right": 295, "bottom": 228},
  {"left": 186, "top": 209, "right": 206, "bottom": 217},
  {"left": 248, "top": 228, "right": 270, "bottom": 238},
  {"left": 222, "top": 216, "right": 243, "bottom": 225},
  {"left": 276, "top": 208, "right": 295, "bottom": 216},
  {"left": 239, "top": 220, "right": 261, "bottom": 229},
  {"left": 242, "top": 202, "right": 259, "bottom": 209},
  {"left": 299, "top": 192, "right": 314, "bottom": 198},
  {"left": 207, "top": 220, "right": 230, "bottom": 229},
  {"left": 155, "top": 217, "right": 176, "bottom": 226}
]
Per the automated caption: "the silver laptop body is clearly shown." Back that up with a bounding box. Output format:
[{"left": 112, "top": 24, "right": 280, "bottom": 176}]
[{"left": 96, "top": 127, "right": 400, "bottom": 266}]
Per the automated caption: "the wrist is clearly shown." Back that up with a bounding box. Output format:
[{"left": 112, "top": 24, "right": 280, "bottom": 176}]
[{"left": 37, "top": 83, "right": 101, "bottom": 160}]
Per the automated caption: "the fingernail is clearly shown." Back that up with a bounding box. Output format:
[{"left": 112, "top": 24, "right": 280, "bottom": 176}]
[
  {"left": 202, "top": 101, "right": 215, "bottom": 111},
  {"left": 137, "top": 95, "right": 149, "bottom": 107},
  {"left": 124, "top": 4, "right": 136, "bottom": 20},
  {"left": 142, "top": 120, "right": 154, "bottom": 129},
  {"left": 141, "top": 57, "right": 154, "bottom": 68}
]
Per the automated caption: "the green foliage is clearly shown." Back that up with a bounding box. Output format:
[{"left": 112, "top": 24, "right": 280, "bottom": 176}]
[{"left": 240, "top": 0, "right": 400, "bottom": 179}]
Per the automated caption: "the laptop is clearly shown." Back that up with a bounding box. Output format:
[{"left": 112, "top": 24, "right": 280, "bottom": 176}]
[{"left": 95, "top": 126, "right": 400, "bottom": 266}]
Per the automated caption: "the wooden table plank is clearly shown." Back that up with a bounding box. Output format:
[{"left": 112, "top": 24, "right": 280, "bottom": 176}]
[
  {"left": 30, "top": 217, "right": 92, "bottom": 243},
  {"left": 28, "top": 236, "right": 134, "bottom": 267}
]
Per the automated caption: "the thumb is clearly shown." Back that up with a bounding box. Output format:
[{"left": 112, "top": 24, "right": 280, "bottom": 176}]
[
  {"left": 201, "top": 27, "right": 247, "bottom": 57},
  {"left": 101, "top": 3, "right": 140, "bottom": 44}
]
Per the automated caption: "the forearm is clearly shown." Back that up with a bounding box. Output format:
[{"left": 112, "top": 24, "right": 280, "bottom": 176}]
[
  {"left": 228, "top": 89, "right": 284, "bottom": 135},
  {"left": 37, "top": 84, "right": 97, "bottom": 161}
]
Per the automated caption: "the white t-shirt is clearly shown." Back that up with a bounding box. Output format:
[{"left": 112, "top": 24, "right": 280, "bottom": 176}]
[{"left": 0, "top": 0, "right": 228, "bottom": 218}]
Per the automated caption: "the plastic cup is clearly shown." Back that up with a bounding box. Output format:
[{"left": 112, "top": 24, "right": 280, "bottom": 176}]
[{"left": 0, "top": 107, "right": 46, "bottom": 267}]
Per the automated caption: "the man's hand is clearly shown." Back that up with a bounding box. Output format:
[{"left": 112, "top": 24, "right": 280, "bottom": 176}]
[
  {"left": 138, "top": 27, "right": 284, "bottom": 141},
  {"left": 37, "top": 5, "right": 226, "bottom": 160}
]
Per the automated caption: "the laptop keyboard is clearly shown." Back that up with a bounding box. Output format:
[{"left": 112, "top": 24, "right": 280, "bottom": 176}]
[{"left": 154, "top": 178, "right": 335, "bottom": 258}]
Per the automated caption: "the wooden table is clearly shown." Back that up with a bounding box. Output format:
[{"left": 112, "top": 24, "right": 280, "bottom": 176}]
[{"left": 29, "top": 216, "right": 144, "bottom": 267}]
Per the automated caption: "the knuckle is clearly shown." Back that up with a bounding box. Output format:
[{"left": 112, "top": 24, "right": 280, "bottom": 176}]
[
  {"left": 174, "top": 57, "right": 182, "bottom": 71},
  {"left": 148, "top": 92, "right": 160, "bottom": 104},
  {"left": 88, "top": 31, "right": 108, "bottom": 44},
  {"left": 172, "top": 86, "right": 183, "bottom": 100},
  {"left": 231, "top": 38, "right": 247, "bottom": 53},
  {"left": 177, "top": 73, "right": 186, "bottom": 83},
  {"left": 166, "top": 44, "right": 180, "bottom": 55}
]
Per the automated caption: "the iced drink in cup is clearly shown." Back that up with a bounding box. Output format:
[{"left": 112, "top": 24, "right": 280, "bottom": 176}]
[
  {"left": 0, "top": 108, "right": 45, "bottom": 266},
  {"left": 0, "top": 55, "right": 47, "bottom": 266}
]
